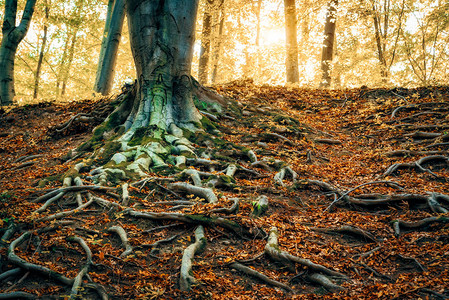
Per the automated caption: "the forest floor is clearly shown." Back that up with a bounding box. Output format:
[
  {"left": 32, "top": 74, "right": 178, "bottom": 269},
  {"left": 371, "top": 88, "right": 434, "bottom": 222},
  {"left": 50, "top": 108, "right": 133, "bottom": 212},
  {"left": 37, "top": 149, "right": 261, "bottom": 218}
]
[{"left": 0, "top": 82, "right": 448, "bottom": 299}]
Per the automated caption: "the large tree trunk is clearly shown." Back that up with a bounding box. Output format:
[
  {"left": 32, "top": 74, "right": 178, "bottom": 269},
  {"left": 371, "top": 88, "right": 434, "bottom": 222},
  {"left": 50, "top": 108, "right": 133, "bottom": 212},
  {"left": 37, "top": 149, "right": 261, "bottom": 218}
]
[
  {"left": 198, "top": 0, "right": 214, "bottom": 85},
  {"left": 0, "top": 0, "right": 37, "bottom": 105},
  {"left": 123, "top": 0, "right": 201, "bottom": 137},
  {"left": 94, "top": 0, "right": 126, "bottom": 95},
  {"left": 319, "top": 0, "right": 338, "bottom": 88},
  {"left": 33, "top": 0, "right": 50, "bottom": 99},
  {"left": 284, "top": 0, "right": 299, "bottom": 83}
]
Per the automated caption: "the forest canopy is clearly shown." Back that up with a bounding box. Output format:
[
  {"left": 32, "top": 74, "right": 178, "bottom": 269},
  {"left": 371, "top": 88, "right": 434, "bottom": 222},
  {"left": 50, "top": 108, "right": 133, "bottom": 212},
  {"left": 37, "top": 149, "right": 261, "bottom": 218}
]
[{"left": 1, "top": 0, "right": 448, "bottom": 104}]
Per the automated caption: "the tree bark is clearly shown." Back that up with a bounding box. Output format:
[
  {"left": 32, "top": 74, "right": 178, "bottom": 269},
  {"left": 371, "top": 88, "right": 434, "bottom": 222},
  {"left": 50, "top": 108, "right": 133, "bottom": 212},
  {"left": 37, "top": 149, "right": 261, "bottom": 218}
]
[
  {"left": 94, "top": 0, "right": 126, "bottom": 95},
  {"left": 319, "top": 0, "right": 338, "bottom": 88},
  {"left": 198, "top": 0, "right": 214, "bottom": 84},
  {"left": 283, "top": 0, "right": 299, "bottom": 83},
  {"left": 55, "top": 0, "right": 83, "bottom": 98},
  {"left": 33, "top": 0, "right": 50, "bottom": 100},
  {"left": 0, "top": 0, "right": 37, "bottom": 105},
  {"left": 61, "top": 32, "right": 78, "bottom": 96},
  {"left": 210, "top": 2, "right": 225, "bottom": 84},
  {"left": 123, "top": 0, "right": 201, "bottom": 137},
  {"left": 372, "top": 2, "right": 388, "bottom": 81}
]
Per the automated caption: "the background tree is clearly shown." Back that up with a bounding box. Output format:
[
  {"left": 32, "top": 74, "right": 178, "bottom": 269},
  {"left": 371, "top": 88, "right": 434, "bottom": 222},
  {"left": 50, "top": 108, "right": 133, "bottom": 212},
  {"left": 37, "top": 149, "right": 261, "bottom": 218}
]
[
  {"left": 401, "top": 0, "right": 449, "bottom": 85},
  {"left": 210, "top": 0, "right": 226, "bottom": 83},
  {"left": 198, "top": 0, "right": 214, "bottom": 84},
  {"left": 0, "top": 0, "right": 37, "bottom": 105},
  {"left": 32, "top": 0, "right": 50, "bottom": 99},
  {"left": 319, "top": 0, "right": 338, "bottom": 88},
  {"left": 284, "top": 0, "right": 299, "bottom": 83},
  {"left": 94, "top": 0, "right": 126, "bottom": 95}
]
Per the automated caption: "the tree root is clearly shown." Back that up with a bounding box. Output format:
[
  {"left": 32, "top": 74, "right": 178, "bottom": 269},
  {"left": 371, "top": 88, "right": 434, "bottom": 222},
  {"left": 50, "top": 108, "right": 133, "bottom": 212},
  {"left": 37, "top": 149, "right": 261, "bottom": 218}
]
[
  {"left": 393, "top": 216, "right": 449, "bottom": 236},
  {"left": 126, "top": 209, "right": 264, "bottom": 238},
  {"left": 8, "top": 232, "right": 73, "bottom": 285},
  {"left": 67, "top": 236, "right": 94, "bottom": 300},
  {"left": 180, "top": 226, "right": 206, "bottom": 291},
  {"left": 381, "top": 155, "right": 449, "bottom": 178},
  {"left": 211, "top": 197, "right": 239, "bottom": 214},
  {"left": 54, "top": 113, "right": 97, "bottom": 133},
  {"left": 314, "top": 138, "right": 342, "bottom": 145},
  {"left": 251, "top": 195, "right": 268, "bottom": 217},
  {"left": 357, "top": 262, "right": 393, "bottom": 281},
  {"left": 229, "top": 262, "right": 293, "bottom": 293},
  {"left": 121, "top": 183, "right": 130, "bottom": 206},
  {"left": 427, "top": 193, "right": 449, "bottom": 213},
  {"left": 0, "top": 268, "right": 22, "bottom": 282},
  {"left": 108, "top": 225, "right": 133, "bottom": 257},
  {"left": 144, "top": 235, "right": 179, "bottom": 255},
  {"left": 397, "top": 254, "right": 426, "bottom": 272},
  {"left": 274, "top": 167, "right": 298, "bottom": 187},
  {"left": 398, "top": 111, "right": 443, "bottom": 123},
  {"left": 324, "top": 181, "right": 403, "bottom": 212},
  {"left": 295, "top": 179, "right": 344, "bottom": 196},
  {"left": 35, "top": 198, "right": 94, "bottom": 222},
  {"left": 307, "top": 273, "right": 345, "bottom": 292},
  {"left": 74, "top": 177, "right": 84, "bottom": 206},
  {"left": 404, "top": 131, "right": 442, "bottom": 140},
  {"left": 32, "top": 185, "right": 116, "bottom": 203},
  {"left": 1, "top": 222, "right": 18, "bottom": 247},
  {"left": 3, "top": 271, "right": 29, "bottom": 293},
  {"left": 310, "top": 225, "right": 377, "bottom": 243},
  {"left": 425, "top": 142, "right": 449, "bottom": 149},
  {"left": 0, "top": 292, "right": 37, "bottom": 299},
  {"left": 142, "top": 223, "right": 183, "bottom": 233},
  {"left": 168, "top": 182, "right": 218, "bottom": 203},
  {"left": 14, "top": 154, "right": 43, "bottom": 164},
  {"left": 347, "top": 193, "right": 428, "bottom": 207},
  {"left": 11, "top": 161, "right": 36, "bottom": 170},
  {"left": 264, "top": 227, "right": 346, "bottom": 279},
  {"left": 385, "top": 150, "right": 448, "bottom": 157},
  {"left": 390, "top": 102, "right": 449, "bottom": 119}
]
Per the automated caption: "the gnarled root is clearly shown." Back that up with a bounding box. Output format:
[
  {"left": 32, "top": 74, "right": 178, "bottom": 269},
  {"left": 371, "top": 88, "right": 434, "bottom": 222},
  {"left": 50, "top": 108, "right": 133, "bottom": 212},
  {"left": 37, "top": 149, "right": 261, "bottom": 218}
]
[
  {"left": 8, "top": 232, "right": 73, "bottom": 286},
  {"left": 179, "top": 226, "right": 206, "bottom": 291},
  {"left": 307, "top": 273, "right": 345, "bottom": 292},
  {"left": 168, "top": 182, "right": 218, "bottom": 203},
  {"left": 311, "top": 225, "right": 377, "bottom": 243},
  {"left": 108, "top": 226, "right": 133, "bottom": 257},
  {"left": 393, "top": 216, "right": 449, "bottom": 236},
  {"left": 67, "top": 236, "right": 95, "bottom": 300},
  {"left": 251, "top": 195, "right": 269, "bottom": 217},
  {"left": 381, "top": 155, "right": 448, "bottom": 178},
  {"left": 126, "top": 209, "right": 264, "bottom": 238},
  {"left": 0, "top": 292, "right": 37, "bottom": 299},
  {"left": 230, "top": 262, "right": 293, "bottom": 293},
  {"left": 264, "top": 227, "right": 346, "bottom": 280}
]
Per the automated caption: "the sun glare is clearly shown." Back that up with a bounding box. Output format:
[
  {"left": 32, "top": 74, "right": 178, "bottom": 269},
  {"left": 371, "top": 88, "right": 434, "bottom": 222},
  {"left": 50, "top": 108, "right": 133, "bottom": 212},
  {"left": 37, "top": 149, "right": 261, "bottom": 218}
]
[{"left": 260, "top": 28, "right": 285, "bottom": 46}]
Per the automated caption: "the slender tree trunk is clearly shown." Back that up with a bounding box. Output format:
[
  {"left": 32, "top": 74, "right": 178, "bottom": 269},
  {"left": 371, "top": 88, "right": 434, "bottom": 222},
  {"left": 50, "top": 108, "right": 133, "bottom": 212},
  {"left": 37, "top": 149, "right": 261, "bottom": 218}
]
[
  {"left": 61, "top": 31, "right": 78, "bottom": 96},
  {"left": 319, "top": 0, "right": 338, "bottom": 88},
  {"left": 94, "top": 0, "right": 126, "bottom": 95},
  {"left": 210, "top": 1, "right": 225, "bottom": 84},
  {"left": 0, "top": 0, "right": 37, "bottom": 105},
  {"left": 33, "top": 0, "right": 50, "bottom": 99},
  {"left": 372, "top": 3, "right": 388, "bottom": 81},
  {"left": 96, "top": 0, "right": 115, "bottom": 75},
  {"left": 284, "top": 0, "right": 299, "bottom": 83},
  {"left": 198, "top": 0, "right": 214, "bottom": 84},
  {"left": 255, "top": 0, "right": 262, "bottom": 79},
  {"left": 123, "top": 0, "right": 201, "bottom": 138}
]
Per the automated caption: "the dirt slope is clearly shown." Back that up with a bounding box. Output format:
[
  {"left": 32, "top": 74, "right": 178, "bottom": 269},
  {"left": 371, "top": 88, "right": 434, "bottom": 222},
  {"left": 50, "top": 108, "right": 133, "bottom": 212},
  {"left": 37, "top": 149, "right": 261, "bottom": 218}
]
[{"left": 0, "top": 83, "right": 448, "bottom": 299}]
